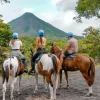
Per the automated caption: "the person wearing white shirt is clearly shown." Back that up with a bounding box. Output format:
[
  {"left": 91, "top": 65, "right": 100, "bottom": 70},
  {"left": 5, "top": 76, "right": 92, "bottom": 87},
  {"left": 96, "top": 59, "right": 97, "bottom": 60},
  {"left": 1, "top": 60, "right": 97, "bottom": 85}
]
[{"left": 9, "top": 32, "right": 28, "bottom": 73}]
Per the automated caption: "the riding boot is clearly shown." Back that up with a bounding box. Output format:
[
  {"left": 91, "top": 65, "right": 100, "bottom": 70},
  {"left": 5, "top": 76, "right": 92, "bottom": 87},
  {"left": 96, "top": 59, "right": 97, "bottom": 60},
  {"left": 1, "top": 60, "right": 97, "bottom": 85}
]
[{"left": 28, "top": 61, "right": 35, "bottom": 75}]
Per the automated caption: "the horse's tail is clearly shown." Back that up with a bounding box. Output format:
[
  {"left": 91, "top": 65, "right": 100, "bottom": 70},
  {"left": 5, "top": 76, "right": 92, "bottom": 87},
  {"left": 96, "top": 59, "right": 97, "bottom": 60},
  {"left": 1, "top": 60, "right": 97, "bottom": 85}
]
[
  {"left": 2, "top": 59, "right": 11, "bottom": 83},
  {"left": 88, "top": 58, "right": 95, "bottom": 85},
  {"left": 51, "top": 54, "right": 57, "bottom": 73}
]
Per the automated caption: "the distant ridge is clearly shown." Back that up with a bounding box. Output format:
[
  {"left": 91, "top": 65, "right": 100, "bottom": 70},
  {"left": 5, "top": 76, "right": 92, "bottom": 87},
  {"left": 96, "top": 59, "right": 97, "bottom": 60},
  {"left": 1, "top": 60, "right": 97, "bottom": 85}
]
[{"left": 8, "top": 12, "right": 83, "bottom": 40}]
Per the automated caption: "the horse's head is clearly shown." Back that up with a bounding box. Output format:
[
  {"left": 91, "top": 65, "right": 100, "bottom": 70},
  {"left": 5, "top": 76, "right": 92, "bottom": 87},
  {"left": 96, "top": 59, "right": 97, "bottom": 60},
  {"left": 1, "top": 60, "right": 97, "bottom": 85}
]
[{"left": 50, "top": 43, "right": 62, "bottom": 57}]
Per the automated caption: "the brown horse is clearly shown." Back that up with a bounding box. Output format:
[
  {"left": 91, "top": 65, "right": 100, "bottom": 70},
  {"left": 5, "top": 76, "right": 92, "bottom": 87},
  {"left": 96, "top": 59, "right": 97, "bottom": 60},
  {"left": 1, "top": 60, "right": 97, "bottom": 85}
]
[
  {"left": 2, "top": 56, "right": 26, "bottom": 100},
  {"left": 50, "top": 44, "right": 95, "bottom": 96}
]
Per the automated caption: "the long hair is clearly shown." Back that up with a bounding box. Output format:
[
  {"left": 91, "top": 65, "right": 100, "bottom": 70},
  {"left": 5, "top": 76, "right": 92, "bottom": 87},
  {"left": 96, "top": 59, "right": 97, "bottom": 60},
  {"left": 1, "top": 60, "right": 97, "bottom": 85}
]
[{"left": 40, "top": 36, "right": 43, "bottom": 44}]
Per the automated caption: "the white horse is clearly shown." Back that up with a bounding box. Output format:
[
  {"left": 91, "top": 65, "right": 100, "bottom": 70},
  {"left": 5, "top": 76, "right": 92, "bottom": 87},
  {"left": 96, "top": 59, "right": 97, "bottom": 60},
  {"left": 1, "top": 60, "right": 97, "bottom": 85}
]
[
  {"left": 2, "top": 56, "right": 25, "bottom": 100},
  {"left": 33, "top": 54, "right": 61, "bottom": 100}
]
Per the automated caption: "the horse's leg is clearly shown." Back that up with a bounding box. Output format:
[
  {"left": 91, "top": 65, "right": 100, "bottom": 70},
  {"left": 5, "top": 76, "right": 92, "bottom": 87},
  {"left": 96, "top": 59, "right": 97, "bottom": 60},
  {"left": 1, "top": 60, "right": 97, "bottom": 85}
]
[
  {"left": 10, "top": 77, "right": 17, "bottom": 100},
  {"left": 54, "top": 73, "right": 59, "bottom": 100},
  {"left": 34, "top": 73, "right": 38, "bottom": 93},
  {"left": 46, "top": 74, "right": 54, "bottom": 100},
  {"left": 43, "top": 76, "right": 48, "bottom": 92},
  {"left": 2, "top": 80, "right": 7, "bottom": 100},
  {"left": 59, "top": 69, "right": 62, "bottom": 88},
  {"left": 64, "top": 70, "right": 69, "bottom": 88},
  {"left": 17, "top": 75, "right": 22, "bottom": 94},
  {"left": 82, "top": 73, "right": 93, "bottom": 96}
]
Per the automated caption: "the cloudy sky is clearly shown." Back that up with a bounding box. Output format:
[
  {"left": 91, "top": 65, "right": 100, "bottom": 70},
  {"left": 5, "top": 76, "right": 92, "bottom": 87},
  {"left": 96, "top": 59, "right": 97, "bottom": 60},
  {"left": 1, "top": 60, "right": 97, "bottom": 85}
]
[{"left": 0, "top": 0, "right": 100, "bottom": 36}]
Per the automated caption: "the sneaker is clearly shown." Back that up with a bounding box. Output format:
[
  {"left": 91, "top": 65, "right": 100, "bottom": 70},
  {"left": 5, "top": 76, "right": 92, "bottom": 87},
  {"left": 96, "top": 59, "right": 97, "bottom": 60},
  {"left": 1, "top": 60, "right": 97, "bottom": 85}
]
[
  {"left": 24, "top": 68, "right": 28, "bottom": 73},
  {"left": 28, "top": 69, "right": 35, "bottom": 75}
]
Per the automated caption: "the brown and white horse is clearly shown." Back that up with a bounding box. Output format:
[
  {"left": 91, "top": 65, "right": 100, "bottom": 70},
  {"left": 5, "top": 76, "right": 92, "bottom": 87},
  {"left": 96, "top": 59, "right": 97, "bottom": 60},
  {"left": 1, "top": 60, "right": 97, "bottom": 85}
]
[
  {"left": 2, "top": 56, "right": 25, "bottom": 100},
  {"left": 32, "top": 53, "right": 61, "bottom": 100},
  {"left": 50, "top": 44, "right": 95, "bottom": 96}
]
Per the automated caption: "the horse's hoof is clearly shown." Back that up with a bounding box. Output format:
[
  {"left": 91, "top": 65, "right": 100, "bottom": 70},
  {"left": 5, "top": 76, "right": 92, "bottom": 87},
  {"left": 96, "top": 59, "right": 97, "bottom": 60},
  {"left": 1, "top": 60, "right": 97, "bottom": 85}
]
[
  {"left": 58, "top": 87, "right": 61, "bottom": 89},
  {"left": 86, "top": 93, "right": 93, "bottom": 97},
  {"left": 53, "top": 97, "right": 56, "bottom": 100},
  {"left": 58, "top": 85, "right": 62, "bottom": 89},
  {"left": 11, "top": 97, "right": 14, "bottom": 100},
  {"left": 18, "top": 91, "right": 21, "bottom": 95},
  {"left": 66, "top": 85, "right": 69, "bottom": 89},
  {"left": 34, "top": 90, "right": 37, "bottom": 93},
  {"left": 45, "top": 90, "right": 48, "bottom": 93}
]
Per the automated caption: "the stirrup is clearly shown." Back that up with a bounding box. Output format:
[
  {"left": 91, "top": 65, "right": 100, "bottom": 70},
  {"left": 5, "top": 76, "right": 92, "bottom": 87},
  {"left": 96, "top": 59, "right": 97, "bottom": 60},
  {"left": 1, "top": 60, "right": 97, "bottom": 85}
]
[
  {"left": 28, "top": 70, "right": 35, "bottom": 75},
  {"left": 24, "top": 68, "right": 28, "bottom": 73}
]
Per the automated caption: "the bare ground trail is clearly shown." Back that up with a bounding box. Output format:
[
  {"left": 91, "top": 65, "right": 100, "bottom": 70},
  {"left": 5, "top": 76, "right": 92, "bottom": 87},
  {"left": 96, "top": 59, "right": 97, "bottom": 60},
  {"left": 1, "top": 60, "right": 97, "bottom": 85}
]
[{"left": 0, "top": 67, "right": 100, "bottom": 100}]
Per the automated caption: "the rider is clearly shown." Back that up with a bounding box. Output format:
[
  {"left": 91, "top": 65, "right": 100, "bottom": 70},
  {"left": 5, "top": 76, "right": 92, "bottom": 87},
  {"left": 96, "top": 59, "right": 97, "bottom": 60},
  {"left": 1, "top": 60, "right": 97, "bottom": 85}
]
[
  {"left": 64, "top": 32, "right": 78, "bottom": 56},
  {"left": 9, "top": 32, "right": 28, "bottom": 73},
  {"left": 60, "top": 32, "right": 78, "bottom": 65},
  {"left": 28, "top": 29, "right": 47, "bottom": 75}
]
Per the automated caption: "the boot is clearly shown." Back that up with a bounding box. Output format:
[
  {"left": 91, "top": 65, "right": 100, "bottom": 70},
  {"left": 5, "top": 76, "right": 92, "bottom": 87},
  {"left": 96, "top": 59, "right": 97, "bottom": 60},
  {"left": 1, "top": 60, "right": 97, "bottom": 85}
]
[
  {"left": 28, "top": 61, "right": 35, "bottom": 75},
  {"left": 28, "top": 68, "right": 35, "bottom": 75}
]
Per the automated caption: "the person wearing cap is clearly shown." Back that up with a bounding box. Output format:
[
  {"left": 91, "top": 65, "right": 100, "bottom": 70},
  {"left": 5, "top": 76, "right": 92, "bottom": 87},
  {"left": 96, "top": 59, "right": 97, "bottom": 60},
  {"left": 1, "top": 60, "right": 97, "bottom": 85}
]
[
  {"left": 28, "top": 29, "right": 47, "bottom": 75},
  {"left": 9, "top": 32, "right": 28, "bottom": 73},
  {"left": 60, "top": 32, "right": 78, "bottom": 65},
  {"left": 64, "top": 32, "right": 78, "bottom": 57}
]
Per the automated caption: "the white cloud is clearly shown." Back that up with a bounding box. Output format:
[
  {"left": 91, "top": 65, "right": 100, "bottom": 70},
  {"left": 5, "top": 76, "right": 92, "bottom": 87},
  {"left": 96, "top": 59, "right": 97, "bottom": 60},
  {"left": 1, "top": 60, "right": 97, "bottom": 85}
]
[
  {"left": 23, "top": 8, "right": 34, "bottom": 13},
  {"left": 55, "top": 0, "right": 78, "bottom": 11}
]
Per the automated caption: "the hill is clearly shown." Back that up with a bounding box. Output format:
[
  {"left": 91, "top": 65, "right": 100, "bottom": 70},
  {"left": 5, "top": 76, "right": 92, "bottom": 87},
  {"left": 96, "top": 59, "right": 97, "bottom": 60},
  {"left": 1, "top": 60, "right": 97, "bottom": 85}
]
[{"left": 8, "top": 12, "right": 83, "bottom": 40}]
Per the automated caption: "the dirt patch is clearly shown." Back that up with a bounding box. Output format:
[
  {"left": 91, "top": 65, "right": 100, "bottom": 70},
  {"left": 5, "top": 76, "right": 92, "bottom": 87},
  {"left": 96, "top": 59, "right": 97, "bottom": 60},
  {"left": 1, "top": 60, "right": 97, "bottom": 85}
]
[{"left": 0, "top": 68, "right": 100, "bottom": 100}]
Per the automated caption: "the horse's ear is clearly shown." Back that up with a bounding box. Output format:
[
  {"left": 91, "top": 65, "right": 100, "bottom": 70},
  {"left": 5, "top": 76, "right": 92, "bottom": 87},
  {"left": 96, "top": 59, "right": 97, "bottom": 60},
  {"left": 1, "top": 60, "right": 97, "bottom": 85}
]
[
  {"left": 51, "top": 43, "right": 54, "bottom": 47},
  {"left": 52, "top": 43, "right": 55, "bottom": 46}
]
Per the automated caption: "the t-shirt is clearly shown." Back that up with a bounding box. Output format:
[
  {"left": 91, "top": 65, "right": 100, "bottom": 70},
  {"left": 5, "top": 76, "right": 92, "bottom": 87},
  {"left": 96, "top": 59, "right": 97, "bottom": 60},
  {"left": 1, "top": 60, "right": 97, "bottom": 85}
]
[
  {"left": 67, "top": 38, "right": 78, "bottom": 54},
  {"left": 9, "top": 40, "right": 22, "bottom": 49}
]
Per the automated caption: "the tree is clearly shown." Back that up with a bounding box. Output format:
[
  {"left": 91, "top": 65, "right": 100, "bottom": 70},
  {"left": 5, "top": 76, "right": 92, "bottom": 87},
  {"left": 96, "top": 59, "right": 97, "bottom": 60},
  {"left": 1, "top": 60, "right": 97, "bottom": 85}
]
[
  {"left": 0, "top": 19, "right": 12, "bottom": 46},
  {"left": 83, "top": 27, "right": 100, "bottom": 58},
  {"left": 0, "top": 19, "right": 12, "bottom": 64},
  {"left": 0, "top": 0, "right": 10, "bottom": 3},
  {"left": 75, "top": 0, "right": 100, "bottom": 22}
]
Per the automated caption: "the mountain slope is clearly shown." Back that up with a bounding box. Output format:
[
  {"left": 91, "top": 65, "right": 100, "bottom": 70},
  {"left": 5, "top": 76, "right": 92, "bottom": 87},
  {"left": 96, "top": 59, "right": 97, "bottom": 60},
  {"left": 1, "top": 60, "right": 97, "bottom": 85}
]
[{"left": 8, "top": 12, "right": 83, "bottom": 39}]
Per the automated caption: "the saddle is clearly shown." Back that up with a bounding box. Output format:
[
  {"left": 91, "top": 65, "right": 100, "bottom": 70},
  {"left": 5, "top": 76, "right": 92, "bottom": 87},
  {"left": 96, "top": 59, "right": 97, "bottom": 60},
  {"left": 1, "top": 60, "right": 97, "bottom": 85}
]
[
  {"left": 35, "top": 54, "right": 43, "bottom": 63},
  {"left": 35, "top": 53, "right": 52, "bottom": 63},
  {"left": 35, "top": 50, "right": 48, "bottom": 63},
  {"left": 65, "top": 53, "right": 77, "bottom": 60}
]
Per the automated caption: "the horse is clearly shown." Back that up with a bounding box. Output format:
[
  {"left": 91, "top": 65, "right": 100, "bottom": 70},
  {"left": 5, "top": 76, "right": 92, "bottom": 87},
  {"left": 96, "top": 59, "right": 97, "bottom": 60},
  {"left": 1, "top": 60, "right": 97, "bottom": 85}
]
[
  {"left": 50, "top": 44, "right": 95, "bottom": 96},
  {"left": 31, "top": 53, "right": 61, "bottom": 100},
  {"left": 2, "top": 55, "right": 26, "bottom": 100}
]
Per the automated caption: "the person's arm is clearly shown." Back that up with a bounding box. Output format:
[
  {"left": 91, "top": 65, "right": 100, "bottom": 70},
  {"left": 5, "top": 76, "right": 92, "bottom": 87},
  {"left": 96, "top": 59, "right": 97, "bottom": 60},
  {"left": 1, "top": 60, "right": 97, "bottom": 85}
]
[
  {"left": 44, "top": 38, "right": 46, "bottom": 48},
  {"left": 64, "top": 41, "right": 71, "bottom": 52},
  {"left": 20, "top": 40, "right": 22, "bottom": 51},
  {"left": 35, "top": 37, "right": 39, "bottom": 52}
]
